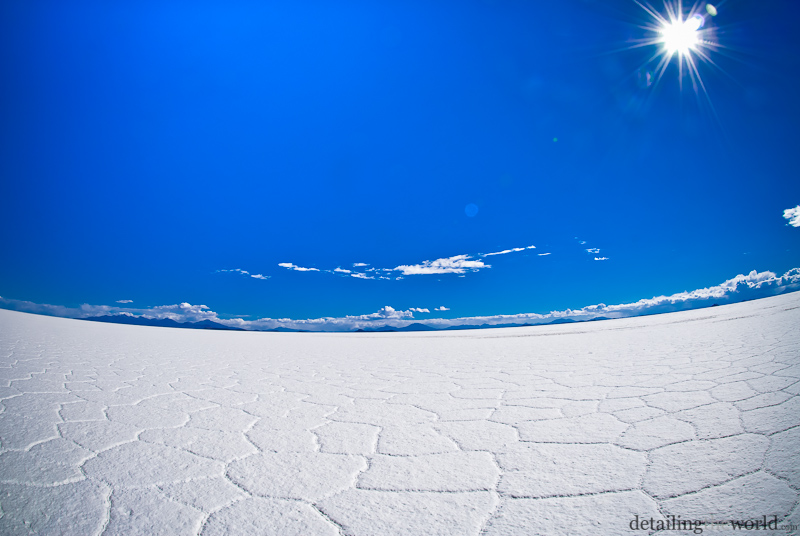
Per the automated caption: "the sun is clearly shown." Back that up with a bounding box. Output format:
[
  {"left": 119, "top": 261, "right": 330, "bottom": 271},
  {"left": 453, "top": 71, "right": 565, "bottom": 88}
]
[
  {"left": 630, "top": 1, "right": 722, "bottom": 95},
  {"left": 660, "top": 13, "right": 703, "bottom": 56}
]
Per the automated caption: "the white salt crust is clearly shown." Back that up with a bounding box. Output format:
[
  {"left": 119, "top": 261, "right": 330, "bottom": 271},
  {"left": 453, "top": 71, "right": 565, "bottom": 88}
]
[{"left": 1, "top": 292, "right": 799, "bottom": 535}]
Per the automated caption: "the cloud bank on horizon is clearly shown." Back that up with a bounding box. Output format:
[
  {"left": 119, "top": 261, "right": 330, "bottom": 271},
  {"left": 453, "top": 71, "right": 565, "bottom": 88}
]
[{"left": 3, "top": 268, "right": 799, "bottom": 332}]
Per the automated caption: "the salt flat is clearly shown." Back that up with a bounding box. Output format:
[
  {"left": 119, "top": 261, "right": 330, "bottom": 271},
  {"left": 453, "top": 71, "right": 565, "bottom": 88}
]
[{"left": 1, "top": 293, "right": 799, "bottom": 536}]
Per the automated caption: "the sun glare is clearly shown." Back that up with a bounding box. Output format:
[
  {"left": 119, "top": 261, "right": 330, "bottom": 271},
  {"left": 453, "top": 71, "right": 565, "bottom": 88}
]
[
  {"left": 628, "top": 1, "right": 724, "bottom": 106},
  {"left": 661, "top": 13, "right": 703, "bottom": 56}
]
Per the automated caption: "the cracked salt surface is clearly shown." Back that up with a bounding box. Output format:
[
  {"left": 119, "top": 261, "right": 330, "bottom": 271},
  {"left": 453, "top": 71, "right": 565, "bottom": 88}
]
[{"left": 0, "top": 292, "right": 799, "bottom": 535}]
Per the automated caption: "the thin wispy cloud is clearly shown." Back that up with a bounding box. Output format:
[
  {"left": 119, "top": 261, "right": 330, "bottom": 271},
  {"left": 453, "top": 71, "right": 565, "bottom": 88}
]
[
  {"left": 353, "top": 263, "right": 369, "bottom": 267},
  {"left": 784, "top": 206, "right": 800, "bottom": 227},
  {"left": 218, "top": 268, "right": 249, "bottom": 275},
  {"left": 278, "top": 263, "right": 320, "bottom": 272},
  {"left": 409, "top": 307, "right": 430, "bottom": 313},
  {"left": 577, "top": 240, "right": 607, "bottom": 260},
  {"left": 482, "top": 245, "right": 536, "bottom": 257},
  {"left": 538, "top": 253, "right": 551, "bottom": 256},
  {"left": 351, "top": 273, "right": 373, "bottom": 280},
  {"left": 116, "top": 299, "right": 133, "bottom": 304},
  {"left": 394, "top": 254, "right": 489, "bottom": 275},
  {"left": 334, "top": 267, "right": 352, "bottom": 274},
  {"left": 217, "top": 268, "right": 270, "bottom": 280},
  {"left": 434, "top": 306, "right": 450, "bottom": 311}
]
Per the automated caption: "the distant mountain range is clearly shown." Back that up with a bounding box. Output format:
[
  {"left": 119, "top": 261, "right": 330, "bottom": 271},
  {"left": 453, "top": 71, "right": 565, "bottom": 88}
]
[
  {"left": 80, "top": 305, "right": 720, "bottom": 333},
  {"left": 82, "top": 315, "right": 596, "bottom": 333},
  {"left": 354, "top": 317, "right": 606, "bottom": 333},
  {"left": 82, "top": 315, "right": 245, "bottom": 331}
]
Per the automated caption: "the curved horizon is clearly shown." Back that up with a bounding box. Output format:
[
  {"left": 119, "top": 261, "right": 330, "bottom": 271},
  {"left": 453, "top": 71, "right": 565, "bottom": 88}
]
[{"left": 2, "top": 266, "right": 798, "bottom": 332}]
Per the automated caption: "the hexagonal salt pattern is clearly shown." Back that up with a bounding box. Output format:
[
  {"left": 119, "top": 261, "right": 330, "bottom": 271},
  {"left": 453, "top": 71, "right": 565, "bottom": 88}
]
[{"left": 1, "top": 291, "right": 799, "bottom": 535}]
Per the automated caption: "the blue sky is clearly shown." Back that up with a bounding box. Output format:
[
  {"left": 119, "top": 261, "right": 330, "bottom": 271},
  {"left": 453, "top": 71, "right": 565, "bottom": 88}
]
[{"left": 1, "top": 0, "right": 799, "bottom": 330}]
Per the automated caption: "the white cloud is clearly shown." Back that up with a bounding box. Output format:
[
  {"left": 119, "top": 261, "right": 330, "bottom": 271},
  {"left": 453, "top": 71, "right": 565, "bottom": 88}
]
[
  {"left": 353, "top": 263, "right": 369, "bottom": 267},
  {"left": 218, "top": 268, "right": 250, "bottom": 276},
  {"left": 435, "top": 306, "right": 450, "bottom": 311},
  {"left": 538, "top": 253, "right": 551, "bottom": 256},
  {"left": 278, "top": 263, "right": 320, "bottom": 272},
  {"left": 334, "top": 267, "right": 351, "bottom": 274},
  {"left": 594, "top": 257, "right": 609, "bottom": 261},
  {"left": 116, "top": 299, "right": 133, "bottom": 304},
  {"left": 394, "top": 254, "right": 489, "bottom": 275},
  {"left": 409, "top": 308, "right": 430, "bottom": 313},
  {"left": 351, "top": 273, "right": 374, "bottom": 280},
  {"left": 784, "top": 206, "right": 800, "bottom": 227},
  {"left": 146, "top": 303, "right": 219, "bottom": 322},
  {"left": 586, "top": 248, "right": 600, "bottom": 254},
  {"left": 579, "top": 240, "right": 586, "bottom": 245},
  {"left": 374, "top": 306, "right": 411, "bottom": 319},
  {"left": 218, "top": 268, "right": 268, "bottom": 280},
  {"left": 482, "top": 245, "right": 535, "bottom": 257}
]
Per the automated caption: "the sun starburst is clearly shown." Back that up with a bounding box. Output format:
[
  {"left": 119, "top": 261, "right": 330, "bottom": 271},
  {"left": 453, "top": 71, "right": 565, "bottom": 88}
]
[{"left": 631, "top": 1, "right": 722, "bottom": 97}]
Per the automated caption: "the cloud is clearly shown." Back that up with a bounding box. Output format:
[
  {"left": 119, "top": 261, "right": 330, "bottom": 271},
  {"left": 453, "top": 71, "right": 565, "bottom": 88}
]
[
  {"left": 217, "top": 268, "right": 269, "bottom": 280},
  {"left": 367, "top": 306, "right": 413, "bottom": 319},
  {"left": 482, "top": 245, "right": 535, "bottom": 257},
  {"left": 594, "top": 257, "right": 609, "bottom": 261},
  {"left": 146, "top": 303, "right": 219, "bottom": 322},
  {"left": 116, "top": 299, "right": 133, "bottom": 304},
  {"left": 278, "top": 263, "right": 320, "bottom": 272},
  {"left": 538, "top": 253, "right": 551, "bottom": 256},
  {"left": 3, "top": 268, "right": 800, "bottom": 332},
  {"left": 784, "top": 206, "right": 800, "bottom": 227},
  {"left": 0, "top": 297, "right": 99, "bottom": 319},
  {"left": 218, "top": 268, "right": 250, "bottom": 275},
  {"left": 586, "top": 248, "right": 600, "bottom": 254},
  {"left": 256, "top": 242, "right": 540, "bottom": 281},
  {"left": 394, "top": 254, "right": 489, "bottom": 275}
]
